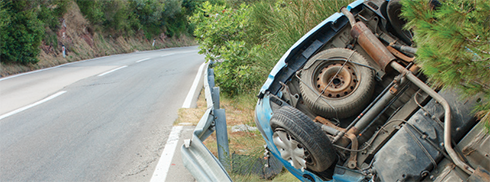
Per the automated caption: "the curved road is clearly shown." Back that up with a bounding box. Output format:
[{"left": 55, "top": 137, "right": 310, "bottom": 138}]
[{"left": 0, "top": 46, "right": 203, "bottom": 181}]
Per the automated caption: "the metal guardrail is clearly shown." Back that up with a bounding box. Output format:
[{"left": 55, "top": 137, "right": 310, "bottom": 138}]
[{"left": 181, "top": 62, "right": 232, "bottom": 182}]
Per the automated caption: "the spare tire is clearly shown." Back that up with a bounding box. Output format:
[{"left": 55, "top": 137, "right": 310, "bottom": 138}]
[{"left": 299, "top": 48, "right": 375, "bottom": 119}]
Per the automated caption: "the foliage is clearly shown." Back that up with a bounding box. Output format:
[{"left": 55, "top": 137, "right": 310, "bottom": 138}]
[
  {"left": 190, "top": 2, "right": 261, "bottom": 95},
  {"left": 75, "top": 0, "right": 201, "bottom": 39},
  {"left": 182, "top": 0, "right": 207, "bottom": 13},
  {"left": 1, "top": 0, "right": 44, "bottom": 64},
  {"left": 38, "top": 0, "right": 69, "bottom": 48},
  {"left": 249, "top": 0, "right": 350, "bottom": 72},
  {"left": 98, "top": 0, "right": 134, "bottom": 35},
  {"left": 401, "top": 0, "right": 490, "bottom": 127},
  {"left": 191, "top": 0, "right": 349, "bottom": 96},
  {"left": 1, "top": 0, "right": 69, "bottom": 64},
  {"left": 76, "top": 0, "right": 105, "bottom": 25},
  {"left": 191, "top": 2, "right": 250, "bottom": 61},
  {"left": 38, "top": 0, "right": 69, "bottom": 30}
]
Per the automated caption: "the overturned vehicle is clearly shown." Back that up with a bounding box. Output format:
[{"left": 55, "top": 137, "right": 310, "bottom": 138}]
[{"left": 254, "top": 0, "right": 490, "bottom": 181}]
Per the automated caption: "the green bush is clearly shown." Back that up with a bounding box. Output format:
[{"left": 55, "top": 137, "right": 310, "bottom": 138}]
[
  {"left": 191, "top": 2, "right": 264, "bottom": 95},
  {"left": 1, "top": 0, "right": 69, "bottom": 64},
  {"left": 1, "top": 0, "right": 44, "bottom": 64},
  {"left": 75, "top": 0, "right": 199, "bottom": 39},
  {"left": 401, "top": 0, "right": 490, "bottom": 127},
  {"left": 0, "top": 1, "right": 11, "bottom": 63},
  {"left": 76, "top": 0, "right": 105, "bottom": 25}
]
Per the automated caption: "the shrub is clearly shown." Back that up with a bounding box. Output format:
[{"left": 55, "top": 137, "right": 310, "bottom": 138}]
[
  {"left": 401, "top": 0, "right": 490, "bottom": 126},
  {"left": 248, "top": 0, "right": 350, "bottom": 70},
  {"left": 76, "top": 0, "right": 105, "bottom": 25},
  {"left": 191, "top": 2, "right": 263, "bottom": 95},
  {"left": 1, "top": 0, "right": 44, "bottom": 64}
]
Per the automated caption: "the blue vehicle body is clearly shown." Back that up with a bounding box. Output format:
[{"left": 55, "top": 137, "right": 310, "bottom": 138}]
[{"left": 254, "top": 0, "right": 489, "bottom": 181}]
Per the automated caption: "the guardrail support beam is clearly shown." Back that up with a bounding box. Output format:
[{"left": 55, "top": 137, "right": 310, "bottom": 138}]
[
  {"left": 215, "top": 108, "right": 230, "bottom": 170},
  {"left": 208, "top": 68, "right": 215, "bottom": 88},
  {"left": 181, "top": 63, "right": 232, "bottom": 181},
  {"left": 212, "top": 87, "right": 220, "bottom": 110}
]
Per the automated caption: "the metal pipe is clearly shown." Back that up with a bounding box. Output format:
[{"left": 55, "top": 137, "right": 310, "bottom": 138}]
[
  {"left": 333, "top": 81, "right": 395, "bottom": 143},
  {"left": 387, "top": 46, "right": 415, "bottom": 63},
  {"left": 342, "top": 7, "right": 356, "bottom": 27},
  {"left": 358, "top": 82, "right": 410, "bottom": 136},
  {"left": 317, "top": 122, "right": 341, "bottom": 136},
  {"left": 345, "top": 132, "right": 358, "bottom": 169},
  {"left": 390, "top": 61, "right": 475, "bottom": 175},
  {"left": 341, "top": 8, "right": 396, "bottom": 72},
  {"left": 353, "top": 89, "right": 396, "bottom": 131},
  {"left": 391, "top": 44, "right": 418, "bottom": 54}
]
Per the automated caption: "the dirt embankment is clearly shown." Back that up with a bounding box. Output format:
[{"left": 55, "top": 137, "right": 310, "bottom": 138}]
[{"left": 0, "top": 1, "right": 195, "bottom": 77}]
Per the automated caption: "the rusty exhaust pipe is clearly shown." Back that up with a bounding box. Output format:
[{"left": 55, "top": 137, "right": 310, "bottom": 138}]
[{"left": 341, "top": 8, "right": 396, "bottom": 73}]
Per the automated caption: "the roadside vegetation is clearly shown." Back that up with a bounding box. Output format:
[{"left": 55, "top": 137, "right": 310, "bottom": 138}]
[
  {"left": 401, "top": 0, "right": 490, "bottom": 130},
  {"left": 0, "top": 0, "right": 200, "bottom": 76},
  {"left": 190, "top": 0, "right": 351, "bottom": 97}
]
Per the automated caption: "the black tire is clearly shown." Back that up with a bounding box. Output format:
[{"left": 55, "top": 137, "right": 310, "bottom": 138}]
[
  {"left": 387, "top": 0, "right": 412, "bottom": 45},
  {"left": 270, "top": 106, "right": 337, "bottom": 174},
  {"left": 299, "top": 48, "right": 375, "bottom": 119}
]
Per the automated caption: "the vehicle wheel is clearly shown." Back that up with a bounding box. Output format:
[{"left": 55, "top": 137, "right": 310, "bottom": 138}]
[
  {"left": 387, "top": 0, "right": 412, "bottom": 45},
  {"left": 270, "top": 106, "right": 337, "bottom": 173},
  {"left": 299, "top": 48, "right": 375, "bottom": 119}
]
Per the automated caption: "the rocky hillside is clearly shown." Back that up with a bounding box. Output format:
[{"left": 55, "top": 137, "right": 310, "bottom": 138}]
[{"left": 0, "top": 0, "right": 197, "bottom": 77}]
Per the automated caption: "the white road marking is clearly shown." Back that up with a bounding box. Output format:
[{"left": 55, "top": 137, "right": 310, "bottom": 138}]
[
  {"left": 179, "top": 50, "right": 198, "bottom": 54},
  {"left": 0, "top": 57, "right": 99, "bottom": 82},
  {"left": 0, "top": 91, "right": 67, "bottom": 121},
  {"left": 136, "top": 58, "right": 151, "bottom": 63},
  {"left": 182, "top": 63, "right": 205, "bottom": 108},
  {"left": 160, "top": 53, "right": 176, "bottom": 57},
  {"left": 97, "top": 65, "right": 128, "bottom": 77},
  {"left": 0, "top": 50, "right": 197, "bottom": 82},
  {"left": 0, "top": 66, "right": 61, "bottom": 82},
  {"left": 150, "top": 126, "right": 183, "bottom": 182}
]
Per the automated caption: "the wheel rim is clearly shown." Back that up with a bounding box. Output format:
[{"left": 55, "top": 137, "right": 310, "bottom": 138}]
[
  {"left": 273, "top": 129, "right": 308, "bottom": 170},
  {"left": 315, "top": 61, "right": 359, "bottom": 98}
]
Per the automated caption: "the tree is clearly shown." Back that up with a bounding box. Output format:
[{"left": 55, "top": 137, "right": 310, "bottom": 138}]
[
  {"left": 190, "top": 2, "right": 261, "bottom": 95},
  {"left": 1, "top": 0, "right": 44, "bottom": 64},
  {"left": 76, "top": 0, "right": 105, "bottom": 25},
  {"left": 401, "top": 0, "right": 490, "bottom": 128}
]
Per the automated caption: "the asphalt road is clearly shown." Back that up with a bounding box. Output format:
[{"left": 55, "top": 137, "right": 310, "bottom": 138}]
[{"left": 0, "top": 46, "right": 203, "bottom": 181}]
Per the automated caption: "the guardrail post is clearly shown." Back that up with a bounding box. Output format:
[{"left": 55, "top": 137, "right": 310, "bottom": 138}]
[
  {"left": 212, "top": 87, "right": 220, "bottom": 110},
  {"left": 208, "top": 68, "right": 215, "bottom": 88},
  {"left": 215, "top": 108, "right": 230, "bottom": 170},
  {"left": 181, "top": 62, "right": 232, "bottom": 181}
]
